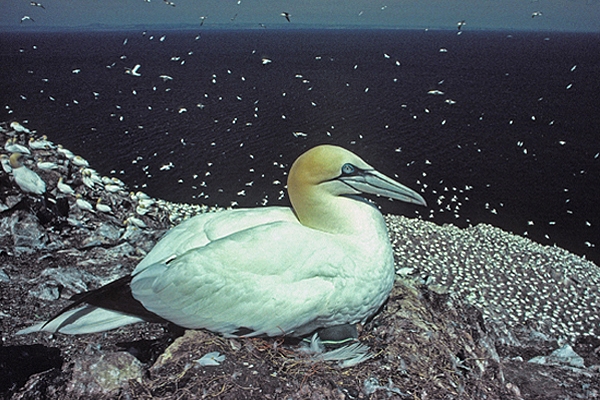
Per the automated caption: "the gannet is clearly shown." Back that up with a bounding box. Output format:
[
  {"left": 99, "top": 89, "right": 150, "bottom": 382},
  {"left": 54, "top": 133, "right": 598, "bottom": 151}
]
[
  {"left": 531, "top": 11, "right": 543, "bottom": 18},
  {"left": 281, "top": 12, "right": 291, "bottom": 22},
  {"left": 29, "top": 136, "right": 55, "bottom": 150},
  {"left": 9, "top": 153, "right": 46, "bottom": 195},
  {"left": 30, "top": 2, "right": 45, "bottom": 9},
  {"left": 95, "top": 198, "right": 113, "bottom": 214},
  {"left": 57, "top": 177, "right": 75, "bottom": 195},
  {"left": 18, "top": 145, "right": 427, "bottom": 338},
  {"left": 20, "top": 16, "right": 35, "bottom": 23},
  {"left": 125, "top": 64, "right": 142, "bottom": 77},
  {"left": 5, "top": 138, "right": 31, "bottom": 155},
  {"left": 457, "top": 20, "right": 466, "bottom": 30},
  {"left": 10, "top": 121, "right": 32, "bottom": 133}
]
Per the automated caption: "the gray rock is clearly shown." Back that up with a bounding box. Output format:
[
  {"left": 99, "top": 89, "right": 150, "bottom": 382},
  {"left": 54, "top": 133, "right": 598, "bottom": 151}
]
[
  {"left": 0, "top": 212, "right": 47, "bottom": 255},
  {"left": 65, "top": 351, "right": 143, "bottom": 397}
]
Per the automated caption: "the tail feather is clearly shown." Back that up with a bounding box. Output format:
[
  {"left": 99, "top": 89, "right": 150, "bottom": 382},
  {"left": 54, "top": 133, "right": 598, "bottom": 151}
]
[
  {"left": 17, "top": 305, "right": 147, "bottom": 335},
  {"left": 17, "top": 274, "right": 168, "bottom": 335}
]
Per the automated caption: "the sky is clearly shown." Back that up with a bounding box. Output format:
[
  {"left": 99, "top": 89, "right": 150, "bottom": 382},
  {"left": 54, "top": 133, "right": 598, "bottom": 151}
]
[{"left": 1, "top": 0, "right": 599, "bottom": 32}]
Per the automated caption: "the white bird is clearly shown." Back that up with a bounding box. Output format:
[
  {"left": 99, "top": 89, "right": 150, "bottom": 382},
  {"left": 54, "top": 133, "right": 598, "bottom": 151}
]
[
  {"left": 125, "top": 64, "right": 142, "bottom": 77},
  {"left": 75, "top": 194, "right": 94, "bottom": 212},
  {"left": 36, "top": 161, "right": 59, "bottom": 170},
  {"left": 57, "top": 145, "right": 74, "bottom": 159},
  {"left": 1, "top": 154, "right": 12, "bottom": 173},
  {"left": 29, "top": 136, "right": 55, "bottom": 150},
  {"left": 56, "top": 177, "right": 75, "bottom": 195},
  {"left": 9, "top": 153, "right": 46, "bottom": 195},
  {"left": 17, "top": 145, "right": 427, "bottom": 340},
  {"left": 5, "top": 138, "right": 31, "bottom": 155},
  {"left": 532, "top": 11, "right": 543, "bottom": 18},
  {"left": 72, "top": 155, "right": 89, "bottom": 167},
  {"left": 95, "top": 198, "right": 113, "bottom": 214},
  {"left": 10, "top": 121, "right": 32, "bottom": 133}
]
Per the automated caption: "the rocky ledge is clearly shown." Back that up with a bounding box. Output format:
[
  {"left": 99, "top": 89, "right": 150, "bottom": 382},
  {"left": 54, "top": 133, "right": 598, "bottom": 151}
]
[{"left": 1, "top": 121, "right": 599, "bottom": 399}]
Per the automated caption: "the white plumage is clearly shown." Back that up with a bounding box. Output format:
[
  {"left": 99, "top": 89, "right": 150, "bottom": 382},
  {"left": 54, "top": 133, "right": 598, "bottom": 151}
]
[
  {"left": 9, "top": 152, "right": 46, "bottom": 195},
  {"left": 18, "top": 145, "right": 427, "bottom": 337}
]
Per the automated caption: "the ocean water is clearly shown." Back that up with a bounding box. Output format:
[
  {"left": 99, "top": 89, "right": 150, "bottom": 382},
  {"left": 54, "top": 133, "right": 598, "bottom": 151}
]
[{"left": 1, "top": 29, "right": 599, "bottom": 264}]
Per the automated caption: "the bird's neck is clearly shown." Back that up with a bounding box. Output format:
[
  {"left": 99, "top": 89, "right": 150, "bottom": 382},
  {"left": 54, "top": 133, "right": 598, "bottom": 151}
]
[{"left": 291, "top": 186, "right": 387, "bottom": 237}]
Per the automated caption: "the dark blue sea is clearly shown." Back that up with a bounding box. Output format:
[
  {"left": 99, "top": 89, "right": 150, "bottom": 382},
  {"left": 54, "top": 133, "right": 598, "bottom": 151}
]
[{"left": 1, "top": 29, "right": 599, "bottom": 264}]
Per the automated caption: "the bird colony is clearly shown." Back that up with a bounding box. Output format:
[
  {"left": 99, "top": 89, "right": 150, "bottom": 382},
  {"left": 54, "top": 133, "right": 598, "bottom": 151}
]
[{"left": 1, "top": 119, "right": 598, "bottom": 347}]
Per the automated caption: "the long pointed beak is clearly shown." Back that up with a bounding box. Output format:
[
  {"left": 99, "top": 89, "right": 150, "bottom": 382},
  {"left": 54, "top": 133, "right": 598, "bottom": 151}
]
[{"left": 339, "top": 169, "right": 427, "bottom": 207}]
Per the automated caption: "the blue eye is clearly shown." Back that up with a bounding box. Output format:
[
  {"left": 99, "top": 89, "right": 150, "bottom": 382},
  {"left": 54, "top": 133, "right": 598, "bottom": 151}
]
[{"left": 341, "top": 163, "right": 355, "bottom": 175}]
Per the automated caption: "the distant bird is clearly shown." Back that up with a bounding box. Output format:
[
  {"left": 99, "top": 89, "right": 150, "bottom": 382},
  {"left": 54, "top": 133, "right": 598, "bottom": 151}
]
[
  {"left": 75, "top": 194, "right": 94, "bottom": 212},
  {"left": 531, "top": 11, "right": 543, "bottom": 18},
  {"left": 95, "top": 198, "right": 113, "bottom": 214},
  {"left": 0, "top": 155, "right": 12, "bottom": 173},
  {"left": 9, "top": 153, "right": 46, "bottom": 195},
  {"left": 261, "top": 58, "right": 272, "bottom": 65},
  {"left": 30, "top": 2, "right": 45, "bottom": 9},
  {"left": 20, "top": 16, "right": 35, "bottom": 23},
  {"left": 57, "top": 177, "right": 75, "bottom": 195},
  {"left": 72, "top": 155, "right": 90, "bottom": 167},
  {"left": 199, "top": 16, "right": 207, "bottom": 26},
  {"left": 5, "top": 138, "right": 31, "bottom": 155},
  {"left": 29, "top": 136, "right": 55, "bottom": 150},
  {"left": 281, "top": 12, "right": 291, "bottom": 22},
  {"left": 163, "top": 0, "right": 175, "bottom": 6},
  {"left": 10, "top": 121, "right": 31, "bottom": 134},
  {"left": 159, "top": 74, "right": 173, "bottom": 81},
  {"left": 457, "top": 20, "right": 466, "bottom": 30},
  {"left": 17, "top": 145, "right": 427, "bottom": 343},
  {"left": 230, "top": 13, "right": 238, "bottom": 22},
  {"left": 125, "top": 64, "right": 142, "bottom": 77},
  {"left": 259, "top": 23, "right": 267, "bottom": 29}
]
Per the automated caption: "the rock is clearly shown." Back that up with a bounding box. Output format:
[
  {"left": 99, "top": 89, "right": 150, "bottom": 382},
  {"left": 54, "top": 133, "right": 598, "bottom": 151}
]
[
  {"left": 65, "top": 351, "right": 143, "bottom": 397},
  {"left": 28, "top": 267, "right": 102, "bottom": 300},
  {"left": 528, "top": 344, "right": 586, "bottom": 368},
  {"left": 0, "top": 212, "right": 47, "bottom": 255}
]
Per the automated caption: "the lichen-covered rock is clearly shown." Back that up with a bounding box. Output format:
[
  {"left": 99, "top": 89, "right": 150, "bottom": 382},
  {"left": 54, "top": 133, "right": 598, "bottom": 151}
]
[{"left": 65, "top": 351, "right": 143, "bottom": 397}]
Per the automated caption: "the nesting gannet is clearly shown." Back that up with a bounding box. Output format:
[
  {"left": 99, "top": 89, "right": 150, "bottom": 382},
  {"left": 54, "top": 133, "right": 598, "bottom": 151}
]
[
  {"left": 18, "top": 145, "right": 427, "bottom": 338},
  {"left": 95, "top": 198, "right": 113, "bottom": 214},
  {"left": 0, "top": 154, "right": 12, "bottom": 173},
  {"left": 10, "top": 121, "right": 32, "bottom": 133},
  {"left": 5, "top": 138, "right": 31, "bottom": 155},
  {"left": 9, "top": 153, "right": 46, "bottom": 195},
  {"left": 57, "top": 177, "right": 75, "bottom": 195},
  {"left": 29, "top": 136, "right": 55, "bottom": 150},
  {"left": 75, "top": 194, "right": 94, "bottom": 212}
]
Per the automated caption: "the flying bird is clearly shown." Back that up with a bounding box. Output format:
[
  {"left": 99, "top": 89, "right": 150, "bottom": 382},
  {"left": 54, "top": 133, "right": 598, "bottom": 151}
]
[
  {"left": 20, "top": 16, "right": 35, "bottom": 23},
  {"left": 30, "top": 2, "right": 45, "bottom": 9},
  {"left": 125, "top": 64, "right": 142, "bottom": 77},
  {"left": 531, "top": 11, "right": 543, "bottom": 18},
  {"left": 18, "top": 145, "right": 427, "bottom": 342},
  {"left": 281, "top": 12, "right": 291, "bottom": 22},
  {"left": 199, "top": 16, "right": 207, "bottom": 26},
  {"left": 457, "top": 20, "right": 466, "bottom": 30}
]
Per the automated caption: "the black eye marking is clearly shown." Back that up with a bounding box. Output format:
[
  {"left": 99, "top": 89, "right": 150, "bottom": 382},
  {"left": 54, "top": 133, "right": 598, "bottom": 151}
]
[{"left": 341, "top": 163, "right": 355, "bottom": 175}]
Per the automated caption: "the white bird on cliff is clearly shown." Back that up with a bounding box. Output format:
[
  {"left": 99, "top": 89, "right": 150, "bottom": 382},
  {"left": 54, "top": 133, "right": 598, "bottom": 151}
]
[
  {"left": 9, "top": 153, "right": 46, "bottom": 195},
  {"left": 5, "top": 138, "right": 31, "bottom": 155},
  {"left": 18, "top": 145, "right": 427, "bottom": 342}
]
